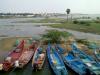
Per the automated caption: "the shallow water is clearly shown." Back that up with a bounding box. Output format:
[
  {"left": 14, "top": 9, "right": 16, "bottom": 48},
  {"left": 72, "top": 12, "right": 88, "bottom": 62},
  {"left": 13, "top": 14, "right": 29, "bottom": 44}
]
[
  {"left": 0, "top": 18, "right": 49, "bottom": 37},
  {"left": 0, "top": 18, "right": 100, "bottom": 40}
]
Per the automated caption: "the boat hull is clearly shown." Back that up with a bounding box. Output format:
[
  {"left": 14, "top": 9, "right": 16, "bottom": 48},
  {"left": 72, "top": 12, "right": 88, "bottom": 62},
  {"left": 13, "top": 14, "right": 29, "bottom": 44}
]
[
  {"left": 16, "top": 40, "right": 37, "bottom": 68},
  {"left": 71, "top": 43, "right": 100, "bottom": 75},
  {"left": 1, "top": 40, "right": 25, "bottom": 71},
  {"left": 47, "top": 44, "right": 68, "bottom": 75},
  {"left": 56, "top": 45, "right": 90, "bottom": 75},
  {"left": 32, "top": 46, "right": 46, "bottom": 70}
]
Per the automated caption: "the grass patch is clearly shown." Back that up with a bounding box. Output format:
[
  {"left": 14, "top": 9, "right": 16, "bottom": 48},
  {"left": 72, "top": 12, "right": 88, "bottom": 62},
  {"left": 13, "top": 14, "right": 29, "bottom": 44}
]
[
  {"left": 42, "top": 30, "right": 72, "bottom": 43},
  {"left": 15, "top": 18, "right": 65, "bottom": 23},
  {"left": 13, "top": 17, "right": 100, "bottom": 34},
  {"left": 47, "top": 22, "right": 100, "bottom": 34}
]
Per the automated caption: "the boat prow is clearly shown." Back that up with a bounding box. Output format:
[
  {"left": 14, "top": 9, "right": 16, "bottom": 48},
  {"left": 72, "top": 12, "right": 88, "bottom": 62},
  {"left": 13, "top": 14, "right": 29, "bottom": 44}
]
[
  {"left": 32, "top": 45, "right": 46, "bottom": 71},
  {"left": 1, "top": 40, "right": 25, "bottom": 71},
  {"left": 16, "top": 40, "right": 38, "bottom": 68},
  {"left": 47, "top": 44, "right": 68, "bottom": 75}
]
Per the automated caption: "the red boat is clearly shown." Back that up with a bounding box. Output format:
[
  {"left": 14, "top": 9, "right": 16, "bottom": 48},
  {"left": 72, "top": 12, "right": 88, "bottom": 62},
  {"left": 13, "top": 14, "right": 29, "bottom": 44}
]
[
  {"left": 15, "top": 40, "right": 38, "bottom": 68},
  {"left": 0, "top": 40, "right": 25, "bottom": 71}
]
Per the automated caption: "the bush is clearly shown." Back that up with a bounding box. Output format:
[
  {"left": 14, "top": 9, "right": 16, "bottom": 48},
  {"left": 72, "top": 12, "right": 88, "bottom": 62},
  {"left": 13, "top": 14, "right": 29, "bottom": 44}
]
[
  {"left": 73, "top": 20, "right": 79, "bottom": 24},
  {"left": 78, "top": 21, "right": 90, "bottom": 26},
  {"left": 96, "top": 17, "right": 100, "bottom": 20},
  {"left": 73, "top": 20, "right": 91, "bottom": 26},
  {"left": 42, "top": 30, "right": 72, "bottom": 43},
  {"left": 94, "top": 20, "right": 100, "bottom": 23},
  {"left": 76, "top": 39, "right": 89, "bottom": 45},
  {"left": 79, "top": 21, "right": 86, "bottom": 24},
  {"left": 85, "top": 23, "right": 91, "bottom": 26}
]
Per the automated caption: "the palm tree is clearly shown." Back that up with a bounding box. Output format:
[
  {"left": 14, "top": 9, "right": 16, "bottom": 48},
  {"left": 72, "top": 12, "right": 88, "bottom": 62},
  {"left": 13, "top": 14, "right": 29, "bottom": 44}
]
[{"left": 66, "top": 8, "right": 71, "bottom": 22}]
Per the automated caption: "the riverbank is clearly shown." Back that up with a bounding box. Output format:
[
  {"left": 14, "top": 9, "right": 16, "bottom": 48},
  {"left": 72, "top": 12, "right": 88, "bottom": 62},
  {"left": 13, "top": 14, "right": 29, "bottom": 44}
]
[{"left": 46, "top": 22, "right": 100, "bottom": 35}]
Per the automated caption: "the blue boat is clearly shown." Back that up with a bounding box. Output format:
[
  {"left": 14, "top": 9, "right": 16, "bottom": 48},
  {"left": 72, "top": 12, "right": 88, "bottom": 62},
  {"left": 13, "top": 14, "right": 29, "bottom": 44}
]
[
  {"left": 71, "top": 43, "right": 100, "bottom": 75},
  {"left": 56, "top": 45, "right": 90, "bottom": 75},
  {"left": 47, "top": 44, "right": 68, "bottom": 75},
  {"left": 88, "top": 42, "right": 100, "bottom": 62},
  {"left": 94, "top": 49, "right": 100, "bottom": 62}
]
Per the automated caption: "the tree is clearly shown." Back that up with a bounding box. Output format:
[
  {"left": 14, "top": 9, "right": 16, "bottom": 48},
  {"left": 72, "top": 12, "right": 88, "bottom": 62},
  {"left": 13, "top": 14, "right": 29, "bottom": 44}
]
[
  {"left": 66, "top": 9, "right": 71, "bottom": 22},
  {"left": 96, "top": 17, "right": 100, "bottom": 20}
]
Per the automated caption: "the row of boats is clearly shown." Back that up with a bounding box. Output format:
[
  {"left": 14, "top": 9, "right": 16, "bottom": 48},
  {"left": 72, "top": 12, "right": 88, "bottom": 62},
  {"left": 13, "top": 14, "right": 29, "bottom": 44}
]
[
  {"left": 87, "top": 42, "right": 100, "bottom": 62},
  {"left": 0, "top": 39, "right": 100, "bottom": 75},
  {"left": 0, "top": 40, "right": 46, "bottom": 71}
]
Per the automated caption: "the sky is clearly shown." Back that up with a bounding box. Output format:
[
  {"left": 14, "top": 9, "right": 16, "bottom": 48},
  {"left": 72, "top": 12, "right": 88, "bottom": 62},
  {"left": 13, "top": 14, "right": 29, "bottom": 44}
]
[{"left": 0, "top": 0, "right": 100, "bottom": 14}]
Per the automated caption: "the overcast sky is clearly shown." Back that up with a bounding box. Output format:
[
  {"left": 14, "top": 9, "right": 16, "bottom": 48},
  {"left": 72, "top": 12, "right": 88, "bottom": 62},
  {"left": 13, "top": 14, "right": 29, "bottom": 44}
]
[{"left": 0, "top": 0, "right": 100, "bottom": 14}]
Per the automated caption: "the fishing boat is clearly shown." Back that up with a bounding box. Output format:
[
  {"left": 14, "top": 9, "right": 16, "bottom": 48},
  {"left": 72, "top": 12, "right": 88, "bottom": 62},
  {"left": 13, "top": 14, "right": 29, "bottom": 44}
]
[
  {"left": 32, "top": 46, "right": 46, "bottom": 70},
  {"left": 94, "top": 49, "right": 100, "bottom": 62},
  {"left": 71, "top": 42, "right": 100, "bottom": 75},
  {"left": 47, "top": 44, "right": 68, "bottom": 75},
  {"left": 0, "top": 40, "right": 25, "bottom": 71},
  {"left": 89, "top": 43, "right": 100, "bottom": 62},
  {"left": 16, "top": 40, "right": 37, "bottom": 68},
  {"left": 56, "top": 45, "right": 91, "bottom": 75}
]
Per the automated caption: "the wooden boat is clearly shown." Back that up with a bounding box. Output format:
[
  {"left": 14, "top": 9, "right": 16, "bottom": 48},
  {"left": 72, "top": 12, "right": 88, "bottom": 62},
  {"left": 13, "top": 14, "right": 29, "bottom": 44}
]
[
  {"left": 16, "top": 40, "right": 37, "bottom": 68},
  {"left": 94, "top": 49, "right": 100, "bottom": 62},
  {"left": 71, "top": 43, "right": 100, "bottom": 75},
  {"left": 47, "top": 44, "right": 68, "bottom": 75},
  {"left": 32, "top": 46, "right": 46, "bottom": 70},
  {"left": 88, "top": 43, "right": 100, "bottom": 62},
  {"left": 0, "top": 40, "right": 25, "bottom": 71},
  {"left": 56, "top": 45, "right": 91, "bottom": 75}
]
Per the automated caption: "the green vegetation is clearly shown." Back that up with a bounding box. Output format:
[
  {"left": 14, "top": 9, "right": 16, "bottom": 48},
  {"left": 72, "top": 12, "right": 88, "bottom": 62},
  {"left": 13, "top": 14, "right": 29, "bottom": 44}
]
[
  {"left": 73, "top": 20, "right": 91, "bottom": 26},
  {"left": 77, "top": 39, "right": 90, "bottom": 45},
  {"left": 15, "top": 17, "right": 100, "bottom": 34},
  {"left": 15, "top": 18, "right": 65, "bottom": 23},
  {"left": 42, "top": 30, "right": 72, "bottom": 43},
  {"left": 47, "top": 21, "right": 100, "bottom": 34},
  {"left": 37, "top": 18, "right": 64, "bottom": 23},
  {"left": 17, "top": 17, "right": 100, "bottom": 34}
]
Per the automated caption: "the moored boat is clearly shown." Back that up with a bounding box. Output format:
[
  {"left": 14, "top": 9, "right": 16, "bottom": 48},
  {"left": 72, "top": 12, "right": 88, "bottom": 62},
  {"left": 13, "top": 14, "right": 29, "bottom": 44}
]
[
  {"left": 15, "top": 40, "right": 38, "bottom": 68},
  {"left": 56, "top": 45, "right": 91, "bottom": 75},
  {"left": 89, "top": 43, "right": 100, "bottom": 62},
  {"left": 32, "top": 45, "right": 46, "bottom": 70},
  {"left": 94, "top": 49, "right": 100, "bottom": 62},
  {"left": 0, "top": 40, "right": 25, "bottom": 71},
  {"left": 71, "top": 43, "right": 100, "bottom": 75},
  {"left": 47, "top": 44, "right": 68, "bottom": 75}
]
